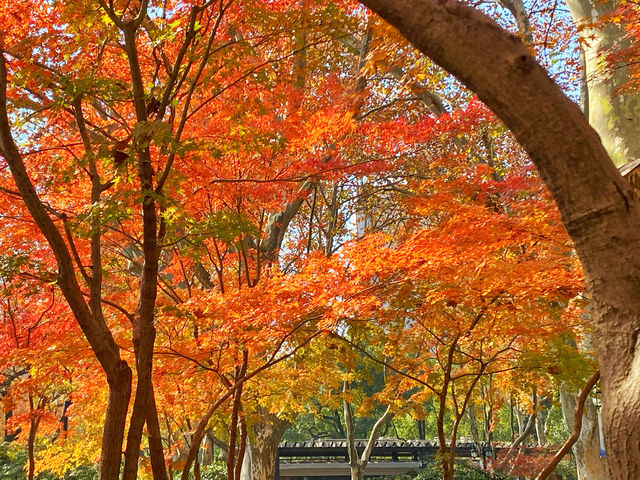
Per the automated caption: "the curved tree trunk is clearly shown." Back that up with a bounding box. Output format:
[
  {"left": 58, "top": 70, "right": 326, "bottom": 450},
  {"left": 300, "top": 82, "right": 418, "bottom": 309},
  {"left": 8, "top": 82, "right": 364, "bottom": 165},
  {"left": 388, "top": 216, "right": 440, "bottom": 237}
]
[
  {"left": 563, "top": 2, "right": 636, "bottom": 471},
  {"left": 537, "top": 371, "right": 601, "bottom": 480},
  {"left": 357, "top": 1, "right": 640, "bottom": 478}
]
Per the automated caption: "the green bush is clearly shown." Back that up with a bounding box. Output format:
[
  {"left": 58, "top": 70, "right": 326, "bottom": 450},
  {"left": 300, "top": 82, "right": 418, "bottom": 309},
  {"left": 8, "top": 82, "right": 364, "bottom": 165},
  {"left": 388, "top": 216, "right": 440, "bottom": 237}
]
[
  {"left": 197, "top": 461, "right": 227, "bottom": 480},
  {"left": 399, "top": 459, "right": 511, "bottom": 480},
  {"left": 0, "top": 443, "right": 97, "bottom": 480},
  {"left": 0, "top": 442, "right": 26, "bottom": 480}
]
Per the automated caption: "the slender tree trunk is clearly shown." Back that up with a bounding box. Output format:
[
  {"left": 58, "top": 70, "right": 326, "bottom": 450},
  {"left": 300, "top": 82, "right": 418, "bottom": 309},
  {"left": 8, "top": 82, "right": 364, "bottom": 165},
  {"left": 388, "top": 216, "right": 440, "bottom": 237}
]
[
  {"left": 147, "top": 387, "right": 168, "bottom": 480},
  {"left": 343, "top": 382, "right": 392, "bottom": 480},
  {"left": 436, "top": 391, "right": 452, "bottom": 480},
  {"left": 180, "top": 394, "right": 233, "bottom": 480},
  {"left": 227, "top": 390, "right": 243, "bottom": 480},
  {"left": 509, "top": 397, "right": 516, "bottom": 441},
  {"left": 535, "top": 407, "right": 546, "bottom": 446},
  {"left": 101, "top": 363, "right": 132, "bottom": 480},
  {"left": 234, "top": 416, "right": 247, "bottom": 480},
  {"left": 27, "top": 398, "right": 41, "bottom": 480},
  {"left": 515, "top": 405, "right": 525, "bottom": 436},
  {"left": 500, "top": 390, "right": 538, "bottom": 472},
  {"left": 121, "top": 326, "right": 165, "bottom": 480},
  {"left": 343, "top": 384, "right": 361, "bottom": 480},
  {"left": 119, "top": 20, "right": 167, "bottom": 480},
  {"left": 467, "top": 404, "right": 482, "bottom": 456},
  {"left": 122, "top": 386, "right": 149, "bottom": 480}
]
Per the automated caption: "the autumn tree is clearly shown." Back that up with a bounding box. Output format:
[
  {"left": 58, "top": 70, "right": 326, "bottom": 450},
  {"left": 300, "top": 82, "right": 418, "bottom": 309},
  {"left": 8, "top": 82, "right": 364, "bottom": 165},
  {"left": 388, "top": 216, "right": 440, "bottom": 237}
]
[
  {"left": 4, "top": 1, "right": 640, "bottom": 479},
  {"left": 0, "top": 0, "right": 363, "bottom": 477},
  {"left": 356, "top": 0, "right": 640, "bottom": 478},
  {"left": 329, "top": 116, "right": 585, "bottom": 477}
]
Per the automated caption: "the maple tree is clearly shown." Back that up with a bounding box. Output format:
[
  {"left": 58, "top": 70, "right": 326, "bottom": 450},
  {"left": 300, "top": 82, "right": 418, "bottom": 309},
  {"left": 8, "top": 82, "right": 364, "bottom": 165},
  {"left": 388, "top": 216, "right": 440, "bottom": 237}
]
[
  {"left": 357, "top": 1, "right": 640, "bottom": 478},
  {"left": 0, "top": 1, "right": 410, "bottom": 478},
  {"left": 0, "top": 0, "right": 371, "bottom": 478},
  {"left": 324, "top": 100, "right": 586, "bottom": 480},
  {"left": 1, "top": 0, "right": 637, "bottom": 479}
]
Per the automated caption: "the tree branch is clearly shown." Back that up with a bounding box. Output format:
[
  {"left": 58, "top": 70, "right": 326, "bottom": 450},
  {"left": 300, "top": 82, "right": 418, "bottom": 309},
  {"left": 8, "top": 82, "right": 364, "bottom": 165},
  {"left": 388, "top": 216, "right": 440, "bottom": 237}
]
[{"left": 536, "top": 370, "right": 600, "bottom": 480}]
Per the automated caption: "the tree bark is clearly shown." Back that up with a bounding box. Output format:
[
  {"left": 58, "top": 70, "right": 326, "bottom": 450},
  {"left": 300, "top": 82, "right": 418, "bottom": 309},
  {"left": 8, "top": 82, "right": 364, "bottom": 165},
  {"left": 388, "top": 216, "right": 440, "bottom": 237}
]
[
  {"left": 566, "top": 0, "right": 640, "bottom": 167},
  {"left": 535, "top": 406, "right": 546, "bottom": 446},
  {"left": 101, "top": 362, "right": 133, "bottom": 480},
  {"left": 515, "top": 404, "right": 525, "bottom": 436},
  {"left": 500, "top": 401, "right": 537, "bottom": 474},
  {"left": 343, "top": 382, "right": 393, "bottom": 480},
  {"left": 555, "top": 0, "right": 623, "bottom": 469},
  {"left": 27, "top": 398, "right": 42, "bottom": 480},
  {"left": 240, "top": 409, "right": 290, "bottom": 480},
  {"left": 496, "top": 0, "right": 532, "bottom": 43},
  {"left": 467, "top": 404, "right": 482, "bottom": 456},
  {"left": 147, "top": 388, "right": 169, "bottom": 480},
  {"left": 357, "top": 1, "right": 640, "bottom": 477}
]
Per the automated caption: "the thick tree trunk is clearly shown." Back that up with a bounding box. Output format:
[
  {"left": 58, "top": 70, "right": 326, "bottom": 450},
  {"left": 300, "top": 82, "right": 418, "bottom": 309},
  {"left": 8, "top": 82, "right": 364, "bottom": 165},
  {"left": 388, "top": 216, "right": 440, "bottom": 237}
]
[
  {"left": 561, "top": 386, "right": 610, "bottom": 479},
  {"left": 357, "top": 1, "right": 640, "bottom": 477},
  {"left": 554, "top": 1, "right": 624, "bottom": 471},
  {"left": 241, "top": 410, "right": 290, "bottom": 480},
  {"left": 566, "top": 0, "right": 640, "bottom": 167}
]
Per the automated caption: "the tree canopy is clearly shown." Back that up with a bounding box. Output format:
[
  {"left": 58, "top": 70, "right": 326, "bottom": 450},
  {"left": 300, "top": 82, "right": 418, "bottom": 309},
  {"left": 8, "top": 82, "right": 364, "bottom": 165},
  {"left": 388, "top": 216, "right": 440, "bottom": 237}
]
[{"left": 0, "top": 0, "right": 636, "bottom": 479}]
